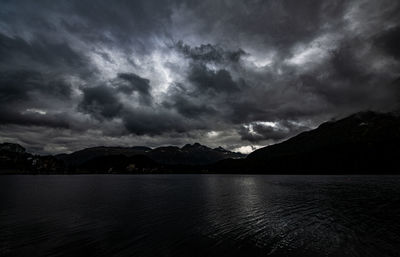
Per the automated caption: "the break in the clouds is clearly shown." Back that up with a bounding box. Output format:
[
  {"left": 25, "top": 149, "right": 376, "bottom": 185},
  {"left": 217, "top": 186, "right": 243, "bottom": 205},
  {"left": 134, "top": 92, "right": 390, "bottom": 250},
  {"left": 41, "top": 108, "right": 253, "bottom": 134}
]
[{"left": 0, "top": 0, "right": 399, "bottom": 154}]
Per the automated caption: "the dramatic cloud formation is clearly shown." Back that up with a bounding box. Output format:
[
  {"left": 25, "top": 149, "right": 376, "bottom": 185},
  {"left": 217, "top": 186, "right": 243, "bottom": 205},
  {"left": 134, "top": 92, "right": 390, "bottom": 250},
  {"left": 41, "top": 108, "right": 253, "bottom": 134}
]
[{"left": 0, "top": 0, "right": 399, "bottom": 154}]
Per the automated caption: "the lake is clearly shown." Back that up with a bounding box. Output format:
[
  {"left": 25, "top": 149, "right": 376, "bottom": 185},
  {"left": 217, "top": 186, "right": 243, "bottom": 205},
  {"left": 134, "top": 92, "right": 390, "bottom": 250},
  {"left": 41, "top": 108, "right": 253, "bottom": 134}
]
[{"left": 1, "top": 175, "right": 400, "bottom": 257}]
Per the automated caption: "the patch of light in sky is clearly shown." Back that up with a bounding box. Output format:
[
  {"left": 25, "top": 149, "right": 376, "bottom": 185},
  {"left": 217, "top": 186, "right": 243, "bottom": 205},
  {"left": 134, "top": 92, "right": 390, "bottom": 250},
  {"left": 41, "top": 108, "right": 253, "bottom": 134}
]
[
  {"left": 243, "top": 124, "right": 256, "bottom": 135},
  {"left": 144, "top": 48, "right": 189, "bottom": 103},
  {"left": 148, "top": 50, "right": 174, "bottom": 95},
  {"left": 286, "top": 33, "right": 338, "bottom": 66},
  {"left": 233, "top": 145, "right": 263, "bottom": 154},
  {"left": 243, "top": 51, "right": 274, "bottom": 68},
  {"left": 24, "top": 108, "right": 47, "bottom": 115},
  {"left": 86, "top": 41, "right": 190, "bottom": 105},
  {"left": 245, "top": 121, "right": 281, "bottom": 135},
  {"left": 207, "top": 131, "right": 220, "bottom": 138},
  {"left": 254, "top": 121, "right": 279, "bottom": 128},
  {"left": 88, "top": 45, "right": 136, "bottom": 80}
]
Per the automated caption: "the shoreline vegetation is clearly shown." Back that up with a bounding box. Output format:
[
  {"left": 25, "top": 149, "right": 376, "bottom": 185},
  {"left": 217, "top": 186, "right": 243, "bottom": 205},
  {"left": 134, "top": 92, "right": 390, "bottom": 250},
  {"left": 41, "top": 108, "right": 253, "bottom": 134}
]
[{"left": 1, "top": 111, "right": 400, "bottom": 174}]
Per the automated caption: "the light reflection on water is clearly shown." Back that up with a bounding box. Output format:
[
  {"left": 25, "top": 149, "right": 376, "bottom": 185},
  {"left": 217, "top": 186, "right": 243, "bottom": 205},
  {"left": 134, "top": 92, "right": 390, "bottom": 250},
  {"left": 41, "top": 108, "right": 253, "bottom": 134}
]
[{"left": 1, "top": 175, "right": 400, "bottom": 257}]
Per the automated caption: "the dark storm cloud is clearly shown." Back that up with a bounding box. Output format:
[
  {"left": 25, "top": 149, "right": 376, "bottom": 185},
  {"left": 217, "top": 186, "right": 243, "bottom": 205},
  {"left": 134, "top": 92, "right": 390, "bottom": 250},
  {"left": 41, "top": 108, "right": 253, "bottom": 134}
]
[
  {"left": 78, "top": 85, "right": 123, "bottom": 120},
  {"left": 0, "top": 33, "right": 88, "bottom": 72},
  {"left": 0, "top": 70, "right": 43, "bottom": 102},
  {"left": 227, "top": 100, "right": 269, "bottom": 125},
  {"left": 77, "top": 80, "right": 204, "bottom": 135},
  {"left": 296, "top": 39, "right": 399, "bottom": 111},
  {"left": 115, "top": 73, "right": 152, "bottom": 104},
  {"left": 375, "top": 26, "right": 400, "bottom": 60},
  {"left": 1, "top": 0, "right": 400, "bottom": 153},
  {"left": 116, "top": 73, "right": 151, "bottom": 95},
  {"left": 0, "top": 70, "right": 75, "bottom": 129},
  {"left": 122, "top": 109, "right": 193, "bottom": 136},
  {"left": 163, "top": 93, "right": 217, "bottom": 118},
  {"left": 0, "top": 108, "right": 70, "bottom": 129},
  {"left": 176, "top": 41, "right": 246, "bottom": 64},
  {"left": 176, "top": 0, "right": 349, "bottom": 53},
  {"left": 0, "top": 70, "right": 72, "bottom": 100},
  {"left": 188, "top": 64, "right": 242, "bottom": 94}
]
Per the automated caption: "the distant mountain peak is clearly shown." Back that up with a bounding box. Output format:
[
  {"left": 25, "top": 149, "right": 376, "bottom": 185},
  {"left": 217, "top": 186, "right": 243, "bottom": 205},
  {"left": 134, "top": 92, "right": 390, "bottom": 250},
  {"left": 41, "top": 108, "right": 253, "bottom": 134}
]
[
  {"left": 51, "top": 142, "right": 245, "bottom": 168},
  {"left": 0, "top": 142, "right": 25, "bottom": 153},
  {"left": 181, "top": 142, "right": 208, "bottom": 150},
  {"left": 3, "top": 111, "right": 399, "bottom": 174},
  {"left": 213, "top": 146, "right": 228, "bottom": 152}
]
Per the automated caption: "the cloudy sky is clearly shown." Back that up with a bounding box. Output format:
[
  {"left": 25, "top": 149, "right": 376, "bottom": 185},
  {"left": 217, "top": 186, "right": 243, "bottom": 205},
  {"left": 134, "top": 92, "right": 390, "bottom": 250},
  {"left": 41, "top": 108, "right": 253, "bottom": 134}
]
[{"left": 0, "top": 0, "right": 399, "bottom": 154}]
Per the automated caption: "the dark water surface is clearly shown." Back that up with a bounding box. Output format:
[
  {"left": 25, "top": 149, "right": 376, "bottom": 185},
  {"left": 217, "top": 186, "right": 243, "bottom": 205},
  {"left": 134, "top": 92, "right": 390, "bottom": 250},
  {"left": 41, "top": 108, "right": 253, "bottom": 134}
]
[{"left": 1, "top": 175, "right": 400, "bottom": 257}]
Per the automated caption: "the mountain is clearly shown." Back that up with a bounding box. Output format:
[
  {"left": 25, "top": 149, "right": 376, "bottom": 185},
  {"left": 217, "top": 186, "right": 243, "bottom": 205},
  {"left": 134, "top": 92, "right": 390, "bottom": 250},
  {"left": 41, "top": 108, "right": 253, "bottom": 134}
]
[
  {"left": 0, "top": 142, "right": 65, "bottom": 174},
  {"left": 56, "top": 146, "right": 152, "bottom": 166},
  {"left": 56, "top": 142, "right": 244, "bottom": 171},
  {"left": 0, "top": 142, "right": 244, "bottom": 173},
  {"left": 2, "top": 111, "right": 400, "bottom": 174},
  {"left": 214, "top": 111, "right": 400, "bottom": 173},
  {"left": 147, "top": 143, "right": 244, "bottom": 165},
  {"left": 78, "top": 155, "right": 160, "bottom": 174},
  {"left": 0, "top": 142, "right": 26, "bottom": 153}
]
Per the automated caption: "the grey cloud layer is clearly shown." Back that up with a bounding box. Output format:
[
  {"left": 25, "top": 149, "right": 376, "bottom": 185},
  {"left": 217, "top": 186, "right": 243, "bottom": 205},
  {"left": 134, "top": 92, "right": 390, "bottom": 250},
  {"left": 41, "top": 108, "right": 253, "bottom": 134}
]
[{"left": 0, "top": 0, "right": 399, "bottom": 153}]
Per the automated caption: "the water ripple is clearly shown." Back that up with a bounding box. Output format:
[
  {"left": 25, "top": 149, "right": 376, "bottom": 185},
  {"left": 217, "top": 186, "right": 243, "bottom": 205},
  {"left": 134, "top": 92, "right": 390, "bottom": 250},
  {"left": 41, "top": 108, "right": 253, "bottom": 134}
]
[{"left": 1, "top": 175, "right": 400, "bottom": 257}]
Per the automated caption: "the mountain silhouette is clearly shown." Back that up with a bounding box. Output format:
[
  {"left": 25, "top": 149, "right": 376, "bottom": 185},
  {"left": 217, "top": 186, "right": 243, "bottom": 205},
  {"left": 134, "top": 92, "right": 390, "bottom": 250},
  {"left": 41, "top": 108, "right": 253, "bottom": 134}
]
[
  {"left": 57, "top": 143, "right": 244, "bottom": 169},
  {"left": 212, "top": 111, "right": 400, "bottom": 173},
  {"left": 1, "top": 111, "right": 400, "bottom": 174}
]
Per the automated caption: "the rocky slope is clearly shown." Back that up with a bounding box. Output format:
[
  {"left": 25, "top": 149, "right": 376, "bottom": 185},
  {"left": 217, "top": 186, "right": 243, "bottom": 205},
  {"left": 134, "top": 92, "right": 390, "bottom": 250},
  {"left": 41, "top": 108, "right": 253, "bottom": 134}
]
[{"left": 214, "top": 111, "right": 400, "bottom": 173}]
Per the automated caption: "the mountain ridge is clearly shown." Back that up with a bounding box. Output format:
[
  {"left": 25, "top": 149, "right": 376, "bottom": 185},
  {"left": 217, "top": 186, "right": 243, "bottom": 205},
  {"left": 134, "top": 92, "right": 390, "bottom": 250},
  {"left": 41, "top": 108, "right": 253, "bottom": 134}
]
[
  {"left": 213, "top": 110, "right": 400, "bottom": 173},
  {"left": 56, "top": 142, "right": 245, "bottom": 167},
  {"left": 1, "top": 110, "right": 400, "bottom": 174}
]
